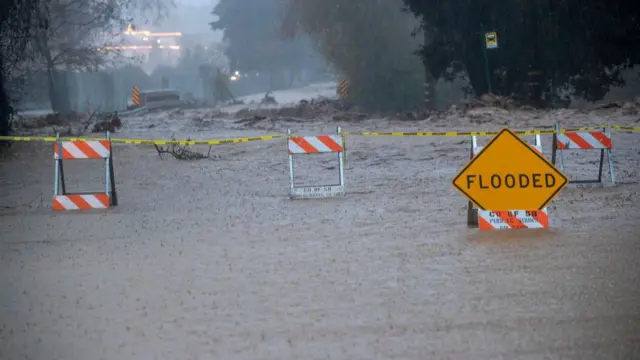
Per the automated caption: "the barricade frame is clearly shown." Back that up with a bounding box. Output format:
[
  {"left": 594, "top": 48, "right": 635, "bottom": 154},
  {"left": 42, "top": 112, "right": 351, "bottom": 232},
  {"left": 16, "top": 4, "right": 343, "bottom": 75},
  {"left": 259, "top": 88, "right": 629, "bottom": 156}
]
[
  {"left": 467, "top": 134, "right": 549, "bottom": 230},
  {"left": 288, "top": 126, "right": 345, "bottom": 199},
  {"left": 551, "top": 124, "right": 615, "bottom": 186},
  {"left": 53, "top": 132, "right": 118, "bottom": 210}
]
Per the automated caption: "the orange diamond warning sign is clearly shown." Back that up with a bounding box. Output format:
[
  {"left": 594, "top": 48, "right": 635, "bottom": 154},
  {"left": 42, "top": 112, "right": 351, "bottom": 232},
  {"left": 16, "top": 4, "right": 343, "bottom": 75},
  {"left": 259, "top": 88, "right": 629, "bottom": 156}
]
[{"left": 452, "top": 128, "right": 568, "bottom": 210}]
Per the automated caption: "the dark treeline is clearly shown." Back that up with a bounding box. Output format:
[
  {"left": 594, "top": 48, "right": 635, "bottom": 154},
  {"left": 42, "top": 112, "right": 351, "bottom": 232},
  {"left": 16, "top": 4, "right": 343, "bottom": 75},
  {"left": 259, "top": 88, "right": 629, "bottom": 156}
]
[
  {"left": 2, "top": 0, "right": 640, "bottom": 130},
  {"left": 403, "top": 0, "right": 640, "bottom": 106}
]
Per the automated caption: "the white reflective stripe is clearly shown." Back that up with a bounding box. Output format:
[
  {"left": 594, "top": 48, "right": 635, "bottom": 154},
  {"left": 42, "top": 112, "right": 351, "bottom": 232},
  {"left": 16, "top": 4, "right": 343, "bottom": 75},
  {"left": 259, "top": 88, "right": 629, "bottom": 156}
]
[
  {"left": 63, "top": 142, "right": 88, "bottom": 158},
  {"left": 521, "top": 212, "right": 545, "bottom": 228},
  {"left": 578, "top": 132, "right": 608, "bottom": 149},
  {"left": 86, "top": 141, "right": 110, "bottom": 158},
  {"left": 55, "top": 196, "right": 79, "bottom": 210},
  {"left": 304, "top": 136, "right": 332, "bottom": 152},
  {"left": 327, "top": 135, "right": 344, "bottom": 147},
  {"left": 81, "top": 194, "right": 107, "bottom": 208},
  {"left": 478, "top": 211, "right": 511, "bottom": 229},
  {"left": 556, "top": 133, "right": 577, "bottom": 148},
  {"left": 290, "top": 185, "right": 345, "bottom": 198},
  {"left": 288, "top": 140, "right": 305, "bottom": 153},
  {"left": 534, "top": 134, "right": 542, "bottom": 147}
]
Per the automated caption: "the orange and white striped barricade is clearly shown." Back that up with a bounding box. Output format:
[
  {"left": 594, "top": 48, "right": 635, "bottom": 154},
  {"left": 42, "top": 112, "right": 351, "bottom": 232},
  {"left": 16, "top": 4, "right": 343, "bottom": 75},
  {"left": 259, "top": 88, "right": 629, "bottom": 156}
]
[
  {"left": 467, "top": 134, "right": 549, "bottom": 230},
  {"left": 287, "top": 126, "right": 345, "bottom": 199},
  {"left": 551, "top": 124, "right": 615, "bottom": 186},
  {"left": 53, "top": 132, "right": 118, "bottom": 211},
  {"left": 478, "top": 209, "right": 549, "bottom": 230}
]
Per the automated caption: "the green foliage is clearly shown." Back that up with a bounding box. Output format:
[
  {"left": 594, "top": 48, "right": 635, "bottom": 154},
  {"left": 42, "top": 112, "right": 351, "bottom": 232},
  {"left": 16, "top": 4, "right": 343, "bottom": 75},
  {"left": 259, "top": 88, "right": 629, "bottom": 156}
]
[
  {"left": 290, "top": 0, "right": 425, "bottom": 112},
  {"left": 403, "top": 0, "right": 640, "bottom": 105}
]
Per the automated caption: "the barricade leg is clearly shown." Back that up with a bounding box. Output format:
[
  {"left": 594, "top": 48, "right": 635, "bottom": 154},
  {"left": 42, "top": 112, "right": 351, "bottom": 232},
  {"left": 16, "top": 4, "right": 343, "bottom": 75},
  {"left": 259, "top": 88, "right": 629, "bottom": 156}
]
[
  {"left": 54, "top": 133, "right": 67, "bottom": 196},
  {"left": 287, "top": 128, "right": 295, "bottom": 196},
  {"left": 607, "top": 148, "right": 616, "bottom": 184},
  {"left": 337, "top": 126, "right": 345, "bottom": 189},
  {"left": 466, "top": 139, "right": 478, "bottom": 227},
  {"left": 467, "top": 201, "right": 478, "bottom": 228},
  {"left": 597, "top": 148, "right": 605, "bottom": 184},
  {"left": 54, "top": 136, "right": 60, "bottom": 197},
  {"left": 108, "top": 154, "right": 118, "bottom": 205},
  {"left": 553, "top": 124, "right": 565, "bottom": 171},
  {"left": 105, "top": 131, "right": 118, "bottom": 205}
]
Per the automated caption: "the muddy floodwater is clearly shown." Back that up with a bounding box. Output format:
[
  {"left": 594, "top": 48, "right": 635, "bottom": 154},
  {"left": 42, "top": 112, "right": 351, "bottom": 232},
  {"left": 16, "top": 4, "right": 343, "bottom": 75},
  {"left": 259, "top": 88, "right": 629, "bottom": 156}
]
[{"left": 1, "top": 108, "right": 640, "bottom": 359}]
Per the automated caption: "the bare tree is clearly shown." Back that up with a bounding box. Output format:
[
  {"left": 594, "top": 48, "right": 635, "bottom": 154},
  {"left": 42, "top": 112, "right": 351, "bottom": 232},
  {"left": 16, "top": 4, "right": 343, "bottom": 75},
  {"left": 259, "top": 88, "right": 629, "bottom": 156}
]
[{"left": 26, "top": 0, "right": 173, "bottom": 113}]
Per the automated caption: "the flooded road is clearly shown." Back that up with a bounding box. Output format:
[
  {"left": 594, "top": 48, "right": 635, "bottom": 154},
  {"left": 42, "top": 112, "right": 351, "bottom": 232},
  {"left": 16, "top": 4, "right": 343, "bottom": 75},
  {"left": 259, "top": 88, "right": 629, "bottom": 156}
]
[{"left": 1, "top": 116, "right": 639, "bottom": 359}]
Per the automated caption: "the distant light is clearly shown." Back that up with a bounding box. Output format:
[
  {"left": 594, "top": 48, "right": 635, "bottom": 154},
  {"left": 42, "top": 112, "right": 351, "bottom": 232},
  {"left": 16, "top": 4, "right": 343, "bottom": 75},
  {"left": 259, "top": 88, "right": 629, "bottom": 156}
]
[
  {"left": 149, "top": 32, "right": 182, "bottom": 37},
  {"left": 142, "top": 37, "right": 148, "bottom": 41},
  {"left": 99, "top": 45, "right": 153, "bottom": 50},
  {"left": 230, "top": 75, "right": 238, "bottom": 81},
  {"left": 234, "top": 71, "right": 240, "bottom": 76},
  {"left": 157, "top": 39, "right": 161, "bottom": 44}
]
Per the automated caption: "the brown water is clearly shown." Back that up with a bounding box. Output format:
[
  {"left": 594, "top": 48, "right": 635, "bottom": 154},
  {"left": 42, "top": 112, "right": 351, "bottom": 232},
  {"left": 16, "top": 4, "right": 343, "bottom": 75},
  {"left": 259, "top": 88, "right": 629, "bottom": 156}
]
[{"left": 1, "top": 112, "right": 639, "bottom": 359}]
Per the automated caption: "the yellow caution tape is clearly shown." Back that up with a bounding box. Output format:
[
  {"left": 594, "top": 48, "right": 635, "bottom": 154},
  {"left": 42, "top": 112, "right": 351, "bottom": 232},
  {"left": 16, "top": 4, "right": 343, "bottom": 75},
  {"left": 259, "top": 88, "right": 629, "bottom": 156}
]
[
  {"left": 0, "top": 124, "right": 636, "bottom": 145},
  {"left": 559, "top": 125, "right": 640, "bottom": 132},
  {"left": 341, "top": 125, "right": 639, "bottom": 137},
  {"left": 0, "top": 134, "right": 284, "bottom": 145},
  {"left": 609, "top": 125, "right": 640, "bottom": 132},
  {"left": 340, "top": 133, "right": 347, "bottom": 165},
  {"left": 340, "top": 129, "right": 556, "bottom": 137}
]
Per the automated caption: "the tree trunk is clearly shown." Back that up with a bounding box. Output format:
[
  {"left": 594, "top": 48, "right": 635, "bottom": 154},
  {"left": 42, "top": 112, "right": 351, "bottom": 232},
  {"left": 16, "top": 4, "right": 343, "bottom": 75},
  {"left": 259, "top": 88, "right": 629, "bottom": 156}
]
[
  {"left": 463, "top": 36, "right": 490, "bottom": 96},
  {"left": 45, "top": 61, "right": 71, "bottom": 114},
  {"left": 527, "top": 0, "right": 544, "bottom": 105},
  {"left": 0, "top": 55, "right": 12, "bottom": 137},
  {"left": 422, "top": 31, "right": 436, "bottom": 109},
  {"left": 46, "top": 61, "right": 58, "bottom": 112}
]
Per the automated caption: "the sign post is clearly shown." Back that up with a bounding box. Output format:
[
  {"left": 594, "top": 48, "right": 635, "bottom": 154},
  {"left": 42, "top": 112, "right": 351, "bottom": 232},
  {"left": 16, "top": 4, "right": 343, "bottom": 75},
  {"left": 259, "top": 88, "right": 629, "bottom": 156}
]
[
  {"left": 480, "top": 24, "right": 497, "bottom": 93},
  {"left": 452, "top": 128, "right": 568, "bottom": 229}
]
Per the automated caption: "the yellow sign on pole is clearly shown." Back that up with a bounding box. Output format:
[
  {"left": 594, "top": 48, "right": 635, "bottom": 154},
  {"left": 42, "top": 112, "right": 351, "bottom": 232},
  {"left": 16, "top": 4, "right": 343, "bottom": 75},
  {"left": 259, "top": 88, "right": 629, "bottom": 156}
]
[
  {"left": 485, "top": 31, "right": 498, "bottom": 49},
  {"left": 452, "top": 128, "right": 568, "bottom": 210}
]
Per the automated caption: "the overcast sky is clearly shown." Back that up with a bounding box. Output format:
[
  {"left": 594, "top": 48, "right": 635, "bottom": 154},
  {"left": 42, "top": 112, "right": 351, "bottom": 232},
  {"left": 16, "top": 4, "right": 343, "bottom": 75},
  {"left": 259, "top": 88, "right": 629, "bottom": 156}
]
[
  {"left": 144, "top": 0, "right": 222, "bottom": 38},
  {"left": 175, "top": 0, "right": 217, "bottom": 4}
]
